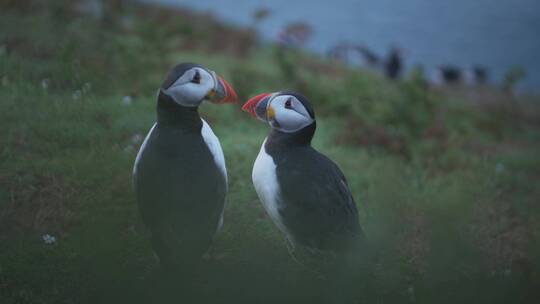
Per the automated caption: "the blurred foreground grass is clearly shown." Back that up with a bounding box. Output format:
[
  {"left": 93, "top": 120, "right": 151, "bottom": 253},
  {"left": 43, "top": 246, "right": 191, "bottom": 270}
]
[{"left": 1, "top": 2, "right": 540, "bottom": 303}]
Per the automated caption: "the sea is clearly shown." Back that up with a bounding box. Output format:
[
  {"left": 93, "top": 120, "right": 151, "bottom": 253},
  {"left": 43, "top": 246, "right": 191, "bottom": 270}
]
[{"left": 146, "top": 0, "right": 540, "bottom": 92}]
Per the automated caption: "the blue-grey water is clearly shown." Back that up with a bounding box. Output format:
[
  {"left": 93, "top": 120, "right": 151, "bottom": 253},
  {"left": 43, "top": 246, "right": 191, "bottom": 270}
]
[{"left": 148, "top": 0, "right": 540, "bottom": 91}]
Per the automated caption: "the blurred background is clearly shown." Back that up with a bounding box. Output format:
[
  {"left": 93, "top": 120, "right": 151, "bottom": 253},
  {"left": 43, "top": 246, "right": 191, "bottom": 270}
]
[
  {"left": 151, "top": 0, "right": 540, "bottom": 92},
  {"left": 1, "top": 0, "right": 539, "bottom": 303}
]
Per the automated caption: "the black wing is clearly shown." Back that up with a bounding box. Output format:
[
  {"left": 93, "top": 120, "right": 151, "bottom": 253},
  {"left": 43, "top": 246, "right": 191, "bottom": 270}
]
[{"left": 275, "top": 149, "right": 361, "bottom": 251}]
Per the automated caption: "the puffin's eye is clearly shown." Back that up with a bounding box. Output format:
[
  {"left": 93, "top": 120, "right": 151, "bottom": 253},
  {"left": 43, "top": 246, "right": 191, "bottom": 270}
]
[
  {"left": 284, "top": 98, "right": 292, "bottom": 109},
  {"left": 191, "top": 71, "right": 201, "bottom": 84}
]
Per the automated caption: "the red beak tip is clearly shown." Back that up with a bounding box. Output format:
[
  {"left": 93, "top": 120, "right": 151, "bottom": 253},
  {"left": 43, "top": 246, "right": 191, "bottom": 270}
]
[
  {"left": 241, "top": 103, "right": 256, "bottom": 116},
  {"left": 229, "top": 90, "right": 239, "bottom": 103},
  {"left": 242, "top": 92, "right": 271, "bottom": 117},
  {"left": 218, "top": 76, "right": 238, "bottom": 104}
]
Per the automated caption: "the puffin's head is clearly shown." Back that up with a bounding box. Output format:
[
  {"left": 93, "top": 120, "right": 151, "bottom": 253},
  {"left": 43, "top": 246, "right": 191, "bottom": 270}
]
[
  {"left": 160, "top": 63, "right": 237, "bottom": 107},
  {"left": 242, "top": 91, "right": 315, "bottom": 133}
]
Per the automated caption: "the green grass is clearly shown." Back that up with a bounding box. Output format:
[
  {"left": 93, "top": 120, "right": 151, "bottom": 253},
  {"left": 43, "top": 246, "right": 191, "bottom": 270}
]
[{"left": 1, "top": 2, "right": 540, "bottom": 303}]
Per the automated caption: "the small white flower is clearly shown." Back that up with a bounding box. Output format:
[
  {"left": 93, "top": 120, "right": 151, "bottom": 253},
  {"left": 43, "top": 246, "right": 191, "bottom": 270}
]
[
  {"left": 42, "top": 234, "right": 57, "bottom": 245},
  {"left": 122, "top": 96, "right": 133, "bottom": 105},
  {"left": 495, "top": 163, "right": 505, "bottom": 174},
  {"left": 82, "top": 82, "right": 92, "bottom": 94},
  {"left": 72, "top": 90, "right": 82, "bottom": 100},
  {"left": 131, "top": 133, "right": 144, "bottom": 144},
  {"left": 41, "top": 79, "right": 50, "bottom": 90}
]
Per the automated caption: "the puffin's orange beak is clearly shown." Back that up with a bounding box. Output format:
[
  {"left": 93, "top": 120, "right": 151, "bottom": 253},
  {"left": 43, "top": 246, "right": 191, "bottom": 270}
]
[
  {"left": 209, "top": 76, "right": 238, "bottom": 104},
  {"left": 242, "top": 93, "right": 273, "bottom": 120}
]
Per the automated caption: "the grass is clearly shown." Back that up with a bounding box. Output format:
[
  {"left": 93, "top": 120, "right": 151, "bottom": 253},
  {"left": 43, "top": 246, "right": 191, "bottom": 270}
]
[{"left": 1, "top": 2, "right": 540, "bottom": 303}]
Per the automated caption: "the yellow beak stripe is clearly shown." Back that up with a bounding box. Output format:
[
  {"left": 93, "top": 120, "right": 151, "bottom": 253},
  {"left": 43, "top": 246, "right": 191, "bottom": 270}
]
[
  {"left": 206, "top": 89, "right": 216, "bottom": 99},
  {"left": 267, "top": 106, "right": 275, "bottom": 120}
]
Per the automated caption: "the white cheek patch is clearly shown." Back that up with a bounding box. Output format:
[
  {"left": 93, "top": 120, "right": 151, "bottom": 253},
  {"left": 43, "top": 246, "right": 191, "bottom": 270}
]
[
  {"left": 269, "top": 95, "right": 314, "bottom": 133},
  {"left": 161, "top": 68, "right": 214, "bottom": 107},
  {"left": 291, "top": 99, "right": 312, "bottom": 119},
  {"left": 274, "top": 108, "right": 312, "bottom": 132}
]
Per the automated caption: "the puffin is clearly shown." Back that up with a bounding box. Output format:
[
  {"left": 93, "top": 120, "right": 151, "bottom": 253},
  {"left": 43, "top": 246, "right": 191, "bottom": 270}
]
[
  {"left": 438, "top": 65, "right": 462, "bottom": 84},
  {"left": 242, "top": 91, "right": 362, "bottom": 252},
  {"left": 133, "top": 63, "right": 237, "bottom": 273},
  {"left": 385, "top": 47, "right": 403, "bottom": 80}
]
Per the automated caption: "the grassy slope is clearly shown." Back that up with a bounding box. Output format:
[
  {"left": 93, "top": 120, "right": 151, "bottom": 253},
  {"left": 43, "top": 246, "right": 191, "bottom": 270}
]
[{"left": 1, "top": 2, "right": 540, "bottom": 303}]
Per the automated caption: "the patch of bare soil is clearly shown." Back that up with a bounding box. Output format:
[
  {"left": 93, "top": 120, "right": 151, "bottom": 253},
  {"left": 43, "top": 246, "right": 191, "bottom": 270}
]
[
  {"left": 0, "top": 173, "right": 77, "bottom": 240},
  {"left": 470, "top": 194, "right": 533, "bottom": 278}
]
